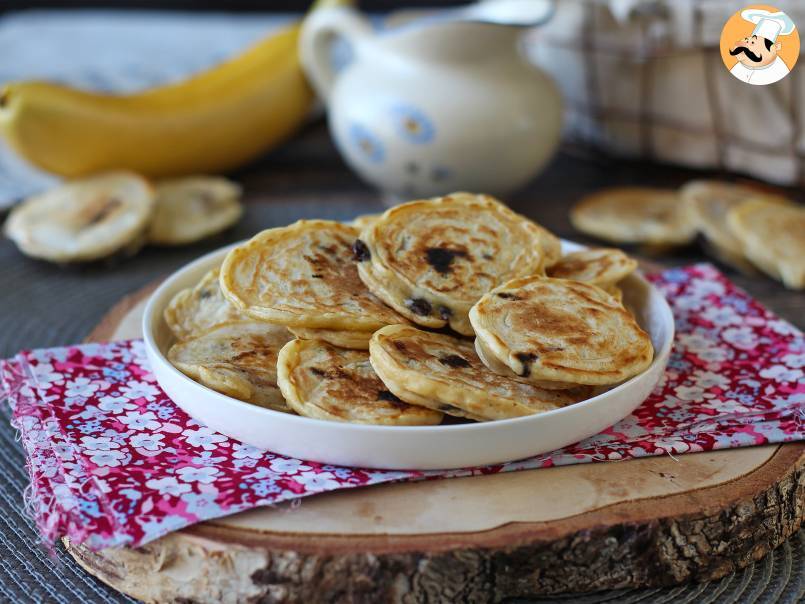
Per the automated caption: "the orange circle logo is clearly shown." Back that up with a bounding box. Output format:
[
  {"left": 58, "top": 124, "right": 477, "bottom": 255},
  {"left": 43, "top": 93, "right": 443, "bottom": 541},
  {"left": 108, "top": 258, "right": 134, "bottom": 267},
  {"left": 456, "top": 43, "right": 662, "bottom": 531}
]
[{"left": 720, "top": 4, "right": 799, "bottom": 85}]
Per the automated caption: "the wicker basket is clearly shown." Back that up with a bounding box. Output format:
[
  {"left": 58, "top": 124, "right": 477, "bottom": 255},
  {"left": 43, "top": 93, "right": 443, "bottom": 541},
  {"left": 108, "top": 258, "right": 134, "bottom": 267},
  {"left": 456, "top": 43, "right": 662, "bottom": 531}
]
[{"left": 524, "top": 0, "right": 805, "bottom": 185}]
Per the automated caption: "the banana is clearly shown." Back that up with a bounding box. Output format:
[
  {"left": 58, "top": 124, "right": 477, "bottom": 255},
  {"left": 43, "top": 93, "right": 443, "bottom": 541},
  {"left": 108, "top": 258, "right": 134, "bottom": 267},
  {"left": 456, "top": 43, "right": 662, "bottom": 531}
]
[{"left": 0, "top": 1, "right": 347, "bottom": 178}]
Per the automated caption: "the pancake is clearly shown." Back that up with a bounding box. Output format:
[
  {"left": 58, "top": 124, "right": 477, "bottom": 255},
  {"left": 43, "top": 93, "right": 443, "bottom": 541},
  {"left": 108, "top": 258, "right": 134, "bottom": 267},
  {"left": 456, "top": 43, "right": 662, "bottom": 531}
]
[
  {"left": 164, "top": 268, "right": 248, "bottom": 342},
  {"left": 168, "top": 322, "right": 293, "bottom": 411},
  {"left": 277, "top": 338, "right": 442, "bottom": 425},
  {"left": 356, "top": 192, "right": 546, "bottom": 335},
  {"left": 288, "top": 327, "right": 372, "bottom": 350},
  {"left": 148, "top": 176, "right": 242, "bottom": 246},
  {"left": 220, "top": 220, "right": 408, "bottom": 331},
  {"left": 727, "top": 200, "right": 805, "bottom": 290},
  {"left": 470, "top": 277, "right": 653, "bottom": 385},
  {"left": 370, "top": 325, "right": 593, "bottom": 421},
  {"left": 547, "top": 248, "right": 637, "bottom": 285},
  {"left": 570, "top": 187, "right": 695, "bottom": 246},
  {"left": 350, "top": 213, "right": 381, "bottom": 231},
  {"left": 4, "top": 171, "right": 154, "bottom": 262},
  {"left": 473, "top": 337, "right": 580, "bottom": 390}
]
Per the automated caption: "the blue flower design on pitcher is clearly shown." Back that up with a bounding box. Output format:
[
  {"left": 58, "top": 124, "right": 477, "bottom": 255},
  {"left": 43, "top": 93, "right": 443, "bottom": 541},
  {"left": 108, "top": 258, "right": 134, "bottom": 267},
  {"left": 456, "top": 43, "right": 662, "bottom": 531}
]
[
  {"left": 391, "top": 104, "right": 435, "bottom": 144},
  {"left": 348, "top": 123, "right": 385, "bottom": 163}
]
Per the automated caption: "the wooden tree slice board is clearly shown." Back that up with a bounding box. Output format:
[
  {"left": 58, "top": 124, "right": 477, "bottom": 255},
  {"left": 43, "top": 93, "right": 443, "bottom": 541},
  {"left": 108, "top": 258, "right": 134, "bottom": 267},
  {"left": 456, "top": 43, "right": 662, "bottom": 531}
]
[{"left": 65, "top": 281, "right": 805, "bottom": 603}]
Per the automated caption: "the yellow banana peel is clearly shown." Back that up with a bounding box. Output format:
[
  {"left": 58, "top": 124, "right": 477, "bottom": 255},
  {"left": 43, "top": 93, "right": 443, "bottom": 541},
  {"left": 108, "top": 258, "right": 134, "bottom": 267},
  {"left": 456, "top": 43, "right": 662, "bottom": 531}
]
[{"left": 0, "top": 0, "right": 349, "bottom": 178}]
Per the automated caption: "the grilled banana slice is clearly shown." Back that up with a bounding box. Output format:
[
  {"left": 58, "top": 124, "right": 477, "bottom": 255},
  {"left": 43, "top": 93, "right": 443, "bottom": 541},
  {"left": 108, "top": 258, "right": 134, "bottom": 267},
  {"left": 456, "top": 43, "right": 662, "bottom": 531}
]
[
  {"left": 4, "top": 171, "right": 154, "bottom": 262},
  {"left": 148, "top": 176, "right": 243, "bottom": 246}
]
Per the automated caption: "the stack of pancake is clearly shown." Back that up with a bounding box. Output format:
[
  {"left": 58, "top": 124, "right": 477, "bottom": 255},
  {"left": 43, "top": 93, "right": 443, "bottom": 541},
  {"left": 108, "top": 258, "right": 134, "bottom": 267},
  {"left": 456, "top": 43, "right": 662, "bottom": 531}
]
[{"left": 165, "top": 192, "right": 654, "bottom": 425}]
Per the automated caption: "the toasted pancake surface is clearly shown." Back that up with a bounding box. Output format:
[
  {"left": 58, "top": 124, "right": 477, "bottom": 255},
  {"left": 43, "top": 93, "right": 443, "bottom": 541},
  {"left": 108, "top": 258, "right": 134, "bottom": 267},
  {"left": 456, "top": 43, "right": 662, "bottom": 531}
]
[
  {"left": 370, "top": 325, "right": 591, "bottom": 421},
  {"left": 727, "top": 200, "right": 805, "bottom": 290},
  {"left": 4, "top": 171, "right": 154, "bottom": 262},
  {"left": 220, "top": 220, "right": 407, "bottom": 330},
  {"left": 277, "top": 338, "right": 442, "bottom": 425},
  {"left": 168, "top": 322, "right": 293, "bottom": 411},
  {"left": 547, "top": 248, "right": 637, "bottom": 285},
  {"left": 149, "top": 176, "right": 242, "bottom": 246},
  {"left": 470, "top": 277, "right": 653, "bottom": 385},
  {"left": 164, "top": 268, "right": 247, "bottom": 341},
  {"left": 570, "top": 187, "right": 695, "bottom": 245},
  {"left": 356, "top": 193, "right": 545, "bottom": 335}
]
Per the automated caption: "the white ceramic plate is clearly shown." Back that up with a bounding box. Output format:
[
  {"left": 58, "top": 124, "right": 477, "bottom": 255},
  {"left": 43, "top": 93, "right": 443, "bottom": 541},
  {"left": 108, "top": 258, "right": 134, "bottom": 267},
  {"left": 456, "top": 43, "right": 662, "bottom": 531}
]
[{"left": 143, "top": 240, "right": 674, "bottom": 470}]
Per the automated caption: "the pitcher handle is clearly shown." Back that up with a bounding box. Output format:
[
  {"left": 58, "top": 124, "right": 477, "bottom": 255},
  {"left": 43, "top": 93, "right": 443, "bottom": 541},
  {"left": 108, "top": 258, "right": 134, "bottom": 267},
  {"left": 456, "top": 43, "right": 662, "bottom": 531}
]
[{"left": 300, "top": 7, "right": 374, "bottom": 101}]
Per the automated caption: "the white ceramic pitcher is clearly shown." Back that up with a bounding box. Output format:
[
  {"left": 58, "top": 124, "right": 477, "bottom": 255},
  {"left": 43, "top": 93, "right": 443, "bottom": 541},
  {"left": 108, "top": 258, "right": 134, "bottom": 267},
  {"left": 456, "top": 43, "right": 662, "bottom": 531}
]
[{"left": 300, "top": 4, "right": 563, "bottom": 198}]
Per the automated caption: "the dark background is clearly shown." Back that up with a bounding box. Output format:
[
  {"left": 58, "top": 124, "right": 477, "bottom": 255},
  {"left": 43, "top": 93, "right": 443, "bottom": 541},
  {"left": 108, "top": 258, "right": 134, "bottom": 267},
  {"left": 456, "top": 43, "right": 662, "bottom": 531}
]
[{"left": 1, "top": 1, "right": 465, "bottom": 14}]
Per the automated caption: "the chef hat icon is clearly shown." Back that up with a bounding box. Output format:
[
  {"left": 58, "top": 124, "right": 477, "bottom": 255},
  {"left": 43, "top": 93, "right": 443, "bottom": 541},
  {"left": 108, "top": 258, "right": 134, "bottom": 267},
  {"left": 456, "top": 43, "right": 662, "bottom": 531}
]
[{"left": 741, "top": 9, "right": 796, "bottom": 42}]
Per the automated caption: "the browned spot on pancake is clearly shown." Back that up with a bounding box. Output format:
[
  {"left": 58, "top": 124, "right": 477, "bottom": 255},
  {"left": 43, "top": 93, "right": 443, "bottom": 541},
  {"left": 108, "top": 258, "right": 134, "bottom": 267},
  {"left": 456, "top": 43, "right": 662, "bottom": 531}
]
[
  {"left": 84, "top": 197, "right": 122, "bottom": 226},
  {"left": 515, "top": 352, "right": 538, "bottom": 377},
  {"left": 496, "top": 292, "right": 522, "bottom": 300},
  {"left": 439, "top": 354, "right": 471, "bottom": 368},
  {"left": 311, "top": 274, "right": 323, "bottom": 279},
  {"left": 425, "top": 247, "right": 469, "bottom": 274},
  {"left": 309, "top": 367, "right": 326, "bottom": 377}
]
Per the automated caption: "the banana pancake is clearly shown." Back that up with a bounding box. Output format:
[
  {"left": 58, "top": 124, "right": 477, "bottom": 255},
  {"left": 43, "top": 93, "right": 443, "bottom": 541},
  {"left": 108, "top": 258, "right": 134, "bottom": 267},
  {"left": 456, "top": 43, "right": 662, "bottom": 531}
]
[
  {"left": 220, "top": 220, "right": 408, "bottom": 331},
  {"left": 681, "top": 180, "right": 791, "bottom": 270},
  {"left": 148, "top": 176, "right": 242, "bottom": 246},
  {"left": 4, "top": 171, "right": 154, "bottom": 262},
  {"left": 470, "top": 277, "right": 653, "bottom": 385},
  {"left": 473, "top": 337, "right": 580, "bottom": 390},
  {"left": 277, "top": 338, "right": 442, "bottom": 425},
  {"left": 168, "top": 321, "right": 293, "bottom": 411},
  {"left": 370, "top": 325, "right": 592, "bottom": 421},
  {"left": 288, "top": 327, "right": 372, "bottom": 350},
  {"left": 164, "top": 268, "right": 247, "bottom": 341},
  {"left": 727, "top": 200, "right": 805, "bottom": 290},
  {"left": 547, "top": 248, "right": 637, "bottom": 285},
  {"left": 356, "top": 193, "right": 546, "bottom": 335},
  {"left": 570, "top": 187, "right": 695, "bottom": 246}
]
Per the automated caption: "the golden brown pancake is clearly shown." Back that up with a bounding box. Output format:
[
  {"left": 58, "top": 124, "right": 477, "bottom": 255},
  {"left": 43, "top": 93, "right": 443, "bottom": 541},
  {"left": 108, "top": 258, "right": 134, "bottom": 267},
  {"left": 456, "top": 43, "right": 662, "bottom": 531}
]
[
  {"left": 470, "top": 277, "right": 653, "bottom": 385},
  {"left": 570, "top": 187, "right": 695, "bottom": 246},
  {"left": 277, "top": 338, "right": 442, "bottom": 425},
  {"left": 219, "top": 219, "right": 407, "bottom": 331},
  {"left": 356, "top": 192, "right": 546, "bottom": 335},
  {"left": 547, "top": 248, "right": 637, "bottom": 285},
  {"left": 370, "top": 325, "right": 593, "bottom": 421},
  {"left": 727, "top": 200, "right": 805, "bottom": 290},
  {"left": 164, "top": 268, "right": 247, "bottom": 341},
  {"left": 168, "top": 322, "right": 293, "bottom": 411}
]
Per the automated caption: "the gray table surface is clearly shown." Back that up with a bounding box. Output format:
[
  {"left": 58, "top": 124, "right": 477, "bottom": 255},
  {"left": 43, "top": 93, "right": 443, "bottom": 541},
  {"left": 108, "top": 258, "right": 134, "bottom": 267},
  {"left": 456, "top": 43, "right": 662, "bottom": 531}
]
[{"left": 0, "top": 125, "right": 802, "bottom": 602}]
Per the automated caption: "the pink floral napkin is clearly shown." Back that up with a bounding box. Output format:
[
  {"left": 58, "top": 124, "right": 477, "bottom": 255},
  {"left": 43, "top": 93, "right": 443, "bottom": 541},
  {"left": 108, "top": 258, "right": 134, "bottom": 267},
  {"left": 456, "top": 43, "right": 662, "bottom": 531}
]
[{"left": 1, "top": 264, "right": 803, "bottom": 551}]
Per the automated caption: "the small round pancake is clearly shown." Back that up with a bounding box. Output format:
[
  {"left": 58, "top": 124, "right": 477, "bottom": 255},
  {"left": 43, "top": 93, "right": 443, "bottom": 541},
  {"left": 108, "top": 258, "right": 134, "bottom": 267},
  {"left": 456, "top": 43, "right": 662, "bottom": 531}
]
[
  {"left": 727, "top": 200, "right": 805, "bottom": 290},
  {"left": 164, "top": 268, "right": 247, "bottom": 341},
  {"left": 470, "top": 277, "right": 653, "bottom": 385},
  {"left": 473, "top": 337, "right": 579, "bottom": 390},
  {"left": 277, "top": 338, "right": 442, "bottom": 425},
  {"left": 570, "top": 187, "right": 695, "bottom": 246},
  {"left": 168, "top": 322, "right": 293, "bottom": 411},
  {"left": 356, "top": 193, "right": 545, "bottom": 335},
  {"left": 547, "top": 248, "right": 637, "bottom": 285},
  {"left": 220, "top": 220, "right": 407, "bottom": 331},
  {"left": 370, "top": 325, "right": 593, "bottom": 421},
  {"left": 4, "top": 171, "right": 154, "bottom": 262},
  {"left": 148, "top": 176, "right": 243, "bottom": 246},
  {"left": 288, "top": 327, "right": 372, "bottom": 350}
]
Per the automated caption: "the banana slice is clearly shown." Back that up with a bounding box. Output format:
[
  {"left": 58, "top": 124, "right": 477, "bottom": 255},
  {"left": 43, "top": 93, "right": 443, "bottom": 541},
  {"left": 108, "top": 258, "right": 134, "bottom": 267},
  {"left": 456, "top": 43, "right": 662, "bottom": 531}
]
[
  {"left": 4, "top": 171, "right": 154, "bottom": 263},
  {"left": 148, "top": 176, "right": 243, "bottom": 246}
]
